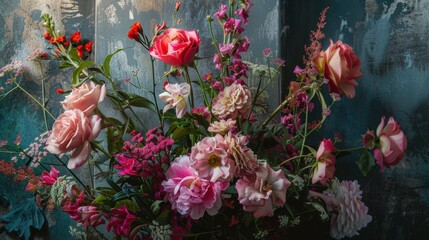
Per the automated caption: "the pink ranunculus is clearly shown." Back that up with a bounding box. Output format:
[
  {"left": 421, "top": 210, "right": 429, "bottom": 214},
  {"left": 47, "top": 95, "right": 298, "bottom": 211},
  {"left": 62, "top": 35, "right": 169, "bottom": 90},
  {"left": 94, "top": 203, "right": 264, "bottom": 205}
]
[
  {"left": 77, "top": 206, "right": 105, "bottom": 229},
  {"left": 321, "top": 179, "right": 372, "bottom": 239},
  {"left": 159, "top": 82, "right": 190, "bottom": 118},
  {"left": 374, "top": 116, "right": 407, "bottom": 171},
  {"left": 161, "top": 156, "right": 226, "bottom": 220},
  {"left": 106, "top": 205, "right": 136, "bottom": 238},
  {"left": 41, "top": 166, "right": 59, "bottom": 186},
  {"left": 46, "top": 109, "right": 102, "bottom": 169},
  {"left": 212, "top": 82, "right": 252, "bottom": 120},
  {"left": 208, "top": 119, "right": 237, "bottom": 135},
  {"left": 149, "top": 28, "right": 201, "bottom": 66},
  {"left": 314, "top": 39, "right": 363, "bottom": 98},
  {"left": 61, "top": 82, "right": 106, "bottom": 116},
  {"left": 190, "top": 134, "right": 235, "bottom": 182},
  {"left": 224, "top": 132, "right": 258, "bottom": 177},
  {"left": 236, "top": 162, "right": 291, "bottom": 218},
  {"left": 312, "top": 139, "right": 336, "bottom": 185}
]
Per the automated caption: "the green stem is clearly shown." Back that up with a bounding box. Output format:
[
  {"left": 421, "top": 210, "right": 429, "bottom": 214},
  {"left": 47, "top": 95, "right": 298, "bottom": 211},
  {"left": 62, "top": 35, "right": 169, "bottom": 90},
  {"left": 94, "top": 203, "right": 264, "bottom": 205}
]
[
  {"left": 336, "top": 146, "right": 365, "bottom": 153},
  {"left": 14, "top": 82, "right": 55, "bottom": 120},
  {"left": 297, "top": 102, "right": 310, "bottom": 170},
  {"left": 183, "top": 67, "right": 195, "bottom": 109},
  {"left": 247, "top": 74, "right": 263, "bottom": 122},
  {"left": 92, "top": 142, "right": 112, "bottom": 158},
  {"left": 38, "top": 61, "right": 49, "bottom": 131},
  {"left": 192, "top": 65, "right": 209, "bottom": 107},
  {"left": 150, "top": 57, "right": 163, "bottom": 129},
  {"left": 277, "top": 154, "right": 312, "bottom": 167}
]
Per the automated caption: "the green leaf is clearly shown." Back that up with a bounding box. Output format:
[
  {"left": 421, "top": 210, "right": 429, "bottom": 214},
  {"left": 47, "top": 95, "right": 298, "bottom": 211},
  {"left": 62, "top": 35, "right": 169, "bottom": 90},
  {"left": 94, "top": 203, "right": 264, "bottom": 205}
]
[
  {"left": 58, "top": 62, "right": 73, "bottom": 69},
  {"left": 355, "top": 150, "right": 376, "bottom": 176},
  {"left": 72, "top": 61, "right": 95, "bottom": 86},
  {"left": 156, "top": 210, "right": 171, "bottom": 225},
  {"left": 103, "top": 48, "right": 124, "bottom": 78},
  {"left": 114, "top": 199, "right": 141, "bottom": 212},
  {"left": 101, "top": 117, "right": 123, "bottom": 128},
  {"left": 92, "top": 195, "right": 112, "bottom": 206},
  {"left": 172, "top": 127, "right": 202, "bottom": 140},
  {"left": 150, "top": 200, "right": 163, "bottom": 215},
  {"left": 128, "top": 95, "right": 156, "bottom": 112},
  {"left": 106, "top": 126, "right": 123, "bottom": 154}
]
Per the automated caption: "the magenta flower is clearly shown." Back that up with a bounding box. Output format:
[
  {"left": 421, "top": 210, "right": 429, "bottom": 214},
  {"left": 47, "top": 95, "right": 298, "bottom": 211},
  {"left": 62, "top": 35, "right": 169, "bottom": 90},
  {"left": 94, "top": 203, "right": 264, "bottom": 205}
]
[
  {"left": 159, "top": 82, "right": 190, "bottom": 118},
  {"left": 162, "top": 156, "right": 226, "bottom": 219},
  {"left": 190, "top": 134, "right": 235, "bottom": 182},
  {"left": 106, "top": 205, "right": 136, "bottom": 238},
  {"left": 373, "top": 116, "right": 407, "bottom": 171},
  {"left": 214, "top": 4, "right": 228, "bottom": 20},
  {"left": 41, "top": 166, "right": 59, "bottom": 186},
  {"left": 236, "top": 162, "right": 291, "bottom": 218},
  {"left": 77, "top": 206, "right": 105, "bottom": 229},
  {"left": 113, "top": 155, "right": 141, "bottom": 176},
  {"left": 311, "top": 139, "right": 336, "bottom": 185}
]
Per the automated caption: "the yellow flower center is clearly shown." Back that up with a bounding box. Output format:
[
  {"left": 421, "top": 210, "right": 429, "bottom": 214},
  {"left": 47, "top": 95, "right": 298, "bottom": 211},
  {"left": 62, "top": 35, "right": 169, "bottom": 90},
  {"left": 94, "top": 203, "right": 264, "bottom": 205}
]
[{"left": 208, "top": 154, "right": 222, "bottom": 168}]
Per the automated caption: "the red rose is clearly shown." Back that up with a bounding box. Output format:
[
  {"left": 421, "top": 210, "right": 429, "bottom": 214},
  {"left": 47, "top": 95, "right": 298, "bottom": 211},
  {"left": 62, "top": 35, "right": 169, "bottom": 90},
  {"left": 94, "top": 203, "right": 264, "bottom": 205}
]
[
  {"left": 127, "top": 21, "right": 142, "bottom": 41},
  {"left": 314, "top": 39, "right": 363, "bottom": 98},
  {"left": 85, "top": 41, "right": 93, "bottom": 52},
  {"left": 149, "top": 28, "right": 200, "bottom": 66},
  {"left": 70, "top": 31, "right": 81, "bottom": 44},
  {"left": 77, "top": 45, "right": 84, "bottom": 58}
]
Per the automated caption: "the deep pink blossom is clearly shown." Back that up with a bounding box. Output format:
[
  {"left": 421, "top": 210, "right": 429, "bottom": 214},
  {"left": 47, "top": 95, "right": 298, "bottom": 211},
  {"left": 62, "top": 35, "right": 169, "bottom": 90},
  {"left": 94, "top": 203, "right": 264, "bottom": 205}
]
[
  {"left": 223, "top": 18, "right": 244, "bottom": 36},
  {"left": 214, "top": 4, "right": 228, "bottom": 20},
  {"left": 162, "top": 156, "right": 226, "bottom": 219},
  {"left": 41, "top": 166, "right": 59, "bottom": 186},
  {"left": 106, "top": 205, "right": 136, "bottom": 237},
  {"left": 77, "top": 206, "right": 105, "bottom": 229},
  {"left": 114, "top": 155, "right": 141, "bottom": 176}
]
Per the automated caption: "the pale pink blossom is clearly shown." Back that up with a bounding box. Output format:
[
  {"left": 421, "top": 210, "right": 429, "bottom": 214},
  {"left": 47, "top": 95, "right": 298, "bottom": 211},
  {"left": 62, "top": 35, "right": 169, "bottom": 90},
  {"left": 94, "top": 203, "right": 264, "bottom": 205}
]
[
  {"left": 41, "top": 166, "right": 59, "bottom": 186},
  {"left": 61, "top": 82, "right": 106, "bottom": 116},
  {"left": 190, "top": 134, "right": 235, "bottom": 182},
  {"left": 236, "top": 162, "right": 291, "bottom": 218},
  {"left": 46, "top": 109, "right": 102, "bottom": 169},
  {"left": 212, "top": 83, "right": 252, "bottom": 120},
  {"left": 312, "top": 139, "right": 336, "bottom": 185},
  {"left": 208, "top": 119, "right": 236, "bottom": 135},
  {"left": 77, "top": 206, "right": 105, "bottom": 229},
  {"left": 159, "top": 83, "right": 190, "bottom": 118},
  {"left": 162, "top": 156, "right": 226, "bottom": 219},
  {"left": 224, "top": 132, "right": 258, "bottom": 177},
  {"left": 374, "top": 116, "right": 407, "bottom": 171},
  {"left": 319, "top": 179, "right": 372, "bottom": 239}
]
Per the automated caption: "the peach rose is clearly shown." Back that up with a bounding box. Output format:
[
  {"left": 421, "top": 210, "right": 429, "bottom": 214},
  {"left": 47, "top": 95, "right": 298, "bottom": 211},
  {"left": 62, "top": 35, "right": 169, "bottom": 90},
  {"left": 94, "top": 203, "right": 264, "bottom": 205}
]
[
  {"left": 61, "top": 82, "right": 106, "bottom": 116},
  {"left": 314, "top": 40, "right": 363, "bottom": 98},
  {"left": 46, "top": 109, "right": 102, "bottom": 169},
  {"left": 149, "top": 28, "right": 201, "bottom": 66},
  {"left": 374, "top": 116, "right": 407, "bottom": 171}
]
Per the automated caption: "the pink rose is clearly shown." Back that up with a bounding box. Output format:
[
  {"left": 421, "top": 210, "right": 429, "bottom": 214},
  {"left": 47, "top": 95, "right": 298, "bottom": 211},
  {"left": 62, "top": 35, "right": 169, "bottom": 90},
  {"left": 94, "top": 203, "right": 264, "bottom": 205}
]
[
  {"left": 149, "top": 28, "right": 201, "bottom": 66},
  {"left": 314, "top": 40, "right": 363, "bottom": 98},
  {"left": 374, "top": 116, "right": 407, "bottom": 171},
  {"left": 312, "top": 139, "right": 336, "bottom": 185},
  {"left": 161, "top": 156, "right": 226, "bottom": 219},
  {"left": 61, "top": 82, "right": 106, "bottom": 116},
  {"left": 236, "top": 162, "right": 291, "bottom": 218},
  {"left": 46, "top": 109, "right": 102, "bottom": 169}
]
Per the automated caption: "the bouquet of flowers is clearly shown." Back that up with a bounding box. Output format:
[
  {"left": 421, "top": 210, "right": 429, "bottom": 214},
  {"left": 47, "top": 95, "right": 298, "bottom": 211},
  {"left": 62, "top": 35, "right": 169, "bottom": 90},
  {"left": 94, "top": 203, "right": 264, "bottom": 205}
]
[{"left": 0, "top": 1, "right": 407, "bottom": 239}]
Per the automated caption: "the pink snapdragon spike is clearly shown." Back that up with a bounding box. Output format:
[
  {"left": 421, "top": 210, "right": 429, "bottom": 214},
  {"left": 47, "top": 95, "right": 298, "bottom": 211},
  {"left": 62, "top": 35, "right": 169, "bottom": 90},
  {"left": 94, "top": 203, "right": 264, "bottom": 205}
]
[
  {"left": 159, "top": 82, "right": 190, "bottom": 118},
  {"left": 374, "top": 116, "right": 407, "bottom": 171},
  {"left": 311, "top": 139, "right": 336, "bottom": 185},
  {"left": 162, "top": 156, "right": 226, "bottom": 219},
  {"left": 106, "top": 205, "right": 136, "bottom": 238},
  {"left": 236, "top": 162, "right": 291, "bottom": 218},
  {"left": 190, "top": 134, "right": 235, "bottom": 182},
  {"left": 41, "top": 166, "right": 59, "bottom": 186}
]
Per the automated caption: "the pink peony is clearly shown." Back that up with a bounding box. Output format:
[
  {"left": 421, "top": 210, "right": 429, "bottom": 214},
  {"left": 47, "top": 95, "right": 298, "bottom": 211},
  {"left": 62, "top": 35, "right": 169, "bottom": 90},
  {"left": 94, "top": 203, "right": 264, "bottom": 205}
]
[
  {"left": 212, "top": 83, "right": 252, "bottom": 120},
  {"left": 236, "top": 162, "right": 291, "bottom": 218},
  {"left": 46, "top": 109, "right": 102, "bottom": 169},
  {"left": 159, "top": 82, "right": 190, "bottom": 118},
  {"left": 322, "top": 180, "right": 372, "bottom": 239},
  {"left": 190, "top": 134, "right": 235, "bottom": 182},
  {"left": 312, "top": 139, "right": 336, "bottom": 185},
  {"left": 314, "top": 39, "right": 363, "bottom": 98},
  {"left": 77, "top": 206, "right": 105, "bottom": 229},
  {"left": 207, "top": 119, "right": 237, "bottom": 135},
  {"left": 161, "top": 156, "right": 226, "bottom": 219},
  {"left": 41, "top": 166, "right": 59, "bottom": 186},
  {"left": 224, "top": 132, "right": 258, "bottom": 177},
  {"left": 113, "top": 155, "right": 141, "bottom": 176},
  {"left": 149, "top": 28, "right": 201, "bottom": 66},
  {"left": 106, "top": 205, "right": 136, "bottom": 238},
  {"left": 61, "top": 82, "right": 106, "bottom": 116},
  {"left": 374, "top": 116, "right": 407, "bottom": 171}
]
